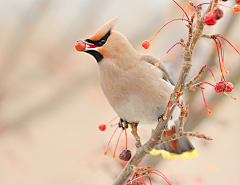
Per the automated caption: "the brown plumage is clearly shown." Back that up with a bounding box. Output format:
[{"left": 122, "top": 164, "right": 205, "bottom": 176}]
[
  {"left": 163, "top": 126, "right": 178, "bottom": 152},
  {"left": 76, "top": 16, "right": 196, "bottom": 159}
]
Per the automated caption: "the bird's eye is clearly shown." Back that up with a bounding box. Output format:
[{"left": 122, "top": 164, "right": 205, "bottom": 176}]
[{"left": 99, "top": 40, "right": 106, "bottom": 45}]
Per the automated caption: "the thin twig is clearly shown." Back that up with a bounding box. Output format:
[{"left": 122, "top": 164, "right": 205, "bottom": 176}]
[
  {"left": 160, "top": 131, "right": 213, "bottom": 144},
  {"left": 185, "top": 64, "right": 207, "bottom": 89}
]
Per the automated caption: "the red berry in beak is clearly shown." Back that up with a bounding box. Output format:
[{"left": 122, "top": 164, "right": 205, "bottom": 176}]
[
  {"left": 214, "top": 81, "right": 227, "bottom": 93},
  {"left": 119, "top": 149, "right": 132, "bottom": 161},
  {"left": 75, "top": 41, "right": 86, "bottom": 51},
  {"left": 226, "top": 82, "right": 234, "bottom": 92},
  {"left": 233, "top": 5, "right": 240, "bottom": 13},
  {"left": 213, "top": 7, "right": 224, "bottom": 20},
  {"left": 142, "top": 40, "right": 150, "bottom": 49},
  {"left": 98, "top": 124, "right": 106, "bottom": 131},
  {"left": 204, "top": 12, "right": 217, "bottom": 26}
]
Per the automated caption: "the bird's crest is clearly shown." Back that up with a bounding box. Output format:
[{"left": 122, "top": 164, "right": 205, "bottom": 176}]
[{"left": 89, "top": 15, "right": 120, "bottom": 41}]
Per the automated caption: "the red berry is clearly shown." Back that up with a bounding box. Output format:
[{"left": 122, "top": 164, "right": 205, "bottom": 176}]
[
  {"left": 142, "top": 40, "right": 150, "bottom": 49},
  {"left": 75, "top": 41, "right": 86, "bottom": 51},
  {"left": 226, "top": 82, "right": 234, "bottom": 92},
  {"left": 214, "top": 81, "right": 227, "bottom": 93},
  {"left": 213, "top": 7, "right": 224, "bottom": 20},
  {"left": 233, "top": 5, "right": 240, "bottom": 13},
  {"left": 98, "top": 124, "right": 106, "bottom": 131},
  {"left": 236, "top": 0, "right": 240, "bottom": 5},
  {"left": 204, "top": 12, "right": 217, "bottom": 26},
  {"left": 119, "top": 149, "right": 131, "bottom": 161}
]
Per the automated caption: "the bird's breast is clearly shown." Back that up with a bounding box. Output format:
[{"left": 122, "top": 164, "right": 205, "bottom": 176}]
[{"left": 98, "top": 59, "right": 174, "bottom": 126}]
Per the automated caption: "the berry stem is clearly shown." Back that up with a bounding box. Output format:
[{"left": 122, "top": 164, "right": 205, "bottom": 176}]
[
  {"left": 198, "top": 3, "right": 209, "bottom": 6},
  {"left": 153, "top": 169, "right": 173, "bottom": 185},
  {"left": 211, "top": 0, "right": 216, "bottom": 12},
  {"left": 219, "top": 4, "right": 234, "bottom": 9},
  {"left": 163, "top": 92, "right": 175, "bottom": 120},
  {"left": 104, "top": 126, "right": 118, "bottom": 156},
  {"left": 148, "top": 176, "right": 153, "bottom": 185},
  {"left": 201, "top": 81, "right": 215, "bottom": 87},
  {"left": 205, "top": 66, "right": 217, "bottom": 83},
  {"left": 218, "top": 36, "right": 240, "bottom": 55},
  {"left": 169, "top": 102, "right": 182, "bottom": 111},
  {"left": 200, "top": 87, "right": 212, "bottom": 115},
  {"left": 214, "top": 39, "right": 226, "bottom": 81},
  {"left": 172, "top": 0, "right": 190, "bottom": 22},
  {"left": 224, "top": 92, "right": 237, "bottom": 100},
  {"left": 105, "top": 116, "right": 119, "bottom": 126},
  {"left": 130, "top": 173, "right": 146, "bottom": 184},
  {"left": 217, "top": 38, "right": 229, "bottom": 75},
  {"left": 149, "top": 19, "right": 188, "bottom": 42},
  {"left": 109, "top": 123, "right": 118, "bottom": 129},
  {"left": 155, "top": 42, "right": 181, "bottom": 67},
  {"left": 150, "top": 172, "right": 172, "bottom": 185},
  {"left": 113, "top": 130, "right": 124, "bottom": 159},
  {"left": 124, "top": 127, "right": 128, "bottom": 150},
  {"left": 131, "top": 172, "right": 136, "bottom": 181}
]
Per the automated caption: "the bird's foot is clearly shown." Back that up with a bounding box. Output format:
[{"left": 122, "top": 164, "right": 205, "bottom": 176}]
[
  {"left": 118, "top": 118, "right": 128, "bottom": 130},
  {"left": 158, "top": 114, "right": 173, "bottom": 131},
  {"left": 158, "top": 114, "right": 173, "bottom": 122}
]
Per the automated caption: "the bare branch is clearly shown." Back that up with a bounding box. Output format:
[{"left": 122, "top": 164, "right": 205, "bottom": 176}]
[
  {"left": 113, "top": 1, "right": 219, "bottom": 184},
  {"left": 129, "top": 123, "right": 142, "bottom": 148}
]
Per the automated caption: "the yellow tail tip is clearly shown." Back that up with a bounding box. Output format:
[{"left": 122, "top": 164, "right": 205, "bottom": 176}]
[
  {"left": 150, "top": 149, "right": 199, "bottom": 160},
  {"left": 150, "top": 149, "right": 162, "bottom": 156}
]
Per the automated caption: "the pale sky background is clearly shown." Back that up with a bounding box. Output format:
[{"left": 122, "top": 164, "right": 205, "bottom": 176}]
[{"left": 0, "top": 0, "right": 240, "bottom": 184}]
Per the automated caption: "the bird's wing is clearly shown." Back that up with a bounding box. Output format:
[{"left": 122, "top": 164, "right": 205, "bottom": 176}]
[
  {"left": 140, "top": 54, "right": 173, "bottom": 83},
  {"left": 141, "top": 55, "right": 198, "bottom": 159}
]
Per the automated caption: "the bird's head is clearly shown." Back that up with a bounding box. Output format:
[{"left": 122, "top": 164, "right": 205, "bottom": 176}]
[{"left": 75, "top": 15, "right": 136, "bottom": 63}]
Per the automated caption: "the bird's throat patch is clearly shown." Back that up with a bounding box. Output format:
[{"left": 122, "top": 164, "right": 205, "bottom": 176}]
[{"left": 84, "top": 50, "right": 103, "bottom": 63}]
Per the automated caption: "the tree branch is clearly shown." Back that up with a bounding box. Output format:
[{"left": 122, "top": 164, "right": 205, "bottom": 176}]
[{"left": 112, "top": 1, "right": 218, "bottom": 184}]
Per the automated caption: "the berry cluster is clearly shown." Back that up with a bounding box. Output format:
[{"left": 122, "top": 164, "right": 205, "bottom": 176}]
[
  {"left": 204, "top": 0, "right": 240, "bottom": 26},
  {"left": 141, "top": 0, "right": 239, "bottom": 116},
  {"left": 204, "top": 8, "right": 223, "bottom": 26},
  {"left": 194, "top": 64, "right": 236, "bottom": 115},
  {"left": 214, "top": 81, "right": 234, "bottom": 93}
]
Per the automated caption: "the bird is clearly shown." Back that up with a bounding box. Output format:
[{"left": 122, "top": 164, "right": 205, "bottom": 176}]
[{"left": 75, "top": 15, "right": 198, "bottom": 160}]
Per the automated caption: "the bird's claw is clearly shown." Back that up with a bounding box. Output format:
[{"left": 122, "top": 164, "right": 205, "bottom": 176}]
[
  {"left": 118, "top": 118, "right": 128, "bottom": 130},
  {"left": 158, "top": 114, "right": 164, "bottom": 122},
  {"left": 158, "top": 114, "right": 173, "bottom": 131},
  {"left": 158, "top": 114, "right": 173, "bottom": 122}
]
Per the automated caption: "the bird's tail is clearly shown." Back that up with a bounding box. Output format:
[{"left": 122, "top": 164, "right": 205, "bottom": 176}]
[{"left": 150, "top": 126, "right": 199, "bottom": 160}]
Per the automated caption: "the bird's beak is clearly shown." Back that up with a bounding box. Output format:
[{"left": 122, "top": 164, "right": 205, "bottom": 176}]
[{"left": 75, "top": 40, "right": 98, "bottom": 51}]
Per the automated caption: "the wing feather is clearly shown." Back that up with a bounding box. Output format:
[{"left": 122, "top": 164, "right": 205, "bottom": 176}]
[{"left": 141, "top": 54, "right": 174, "bottom": 85}]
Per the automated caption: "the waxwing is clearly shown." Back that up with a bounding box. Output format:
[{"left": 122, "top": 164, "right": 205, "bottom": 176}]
[{"left": 75, "top": 16, "right": 198, "bottom": 160}]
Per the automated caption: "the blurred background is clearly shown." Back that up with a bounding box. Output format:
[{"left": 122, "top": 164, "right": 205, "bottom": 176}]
[{"left": 0, "top": 0, "right": 240, "bottom": 184}]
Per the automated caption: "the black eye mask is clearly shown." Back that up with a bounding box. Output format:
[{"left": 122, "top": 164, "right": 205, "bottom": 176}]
[{"left": 85, "top": 30, "right": 111, "bottom": 47}]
